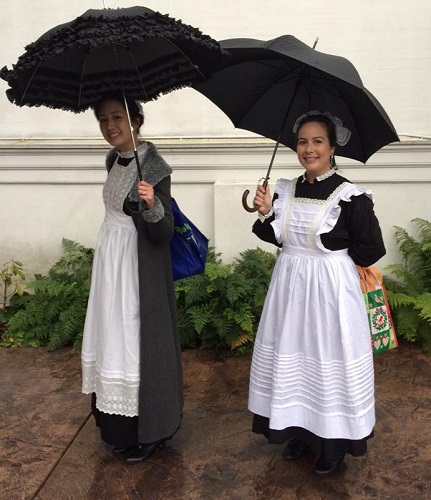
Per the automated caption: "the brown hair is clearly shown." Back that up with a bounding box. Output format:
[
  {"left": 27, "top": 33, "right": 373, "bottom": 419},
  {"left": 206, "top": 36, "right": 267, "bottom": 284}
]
[
  {"left": 295, "top": 113, "right": 337, "bottom": 148},
  {"left": 93, "top": 94, "right": 144, "bottom": 132}
]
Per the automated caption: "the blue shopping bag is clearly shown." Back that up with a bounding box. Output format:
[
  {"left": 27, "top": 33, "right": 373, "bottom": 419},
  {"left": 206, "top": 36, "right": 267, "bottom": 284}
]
[{"left": 170, "top": 198, "right": 209, "bottom": 281}]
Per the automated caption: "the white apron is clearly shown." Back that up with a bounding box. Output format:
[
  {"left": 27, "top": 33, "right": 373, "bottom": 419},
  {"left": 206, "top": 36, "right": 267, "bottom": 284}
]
[
  {"left": 81, "top": 156, "right": 142, "bottom": 417},
  {"left": 248, "top": 178, "right": 375, "bottom": 440}
]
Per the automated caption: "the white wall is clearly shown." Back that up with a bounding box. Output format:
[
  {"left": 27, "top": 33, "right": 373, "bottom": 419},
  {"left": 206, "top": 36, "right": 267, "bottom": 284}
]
[
  {"left": 1, "top": 0, "right": 430, "bottom": 139},
  {"left": 1, "top": 0, "right": 431, "bottom": 277},
  {"left": 1, "top": 140, "right": 430, "bottom": 279}
]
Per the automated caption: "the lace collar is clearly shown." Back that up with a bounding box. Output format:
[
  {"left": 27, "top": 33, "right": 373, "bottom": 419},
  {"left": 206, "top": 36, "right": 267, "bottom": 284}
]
[{"left": 301, "top": 168, "right": 336, "bottom": 184}]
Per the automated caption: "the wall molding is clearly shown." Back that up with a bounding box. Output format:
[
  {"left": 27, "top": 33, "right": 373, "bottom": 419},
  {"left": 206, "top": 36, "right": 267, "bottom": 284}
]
[{"left": 1, "top": 138, "right": 430, "bottom": 273}]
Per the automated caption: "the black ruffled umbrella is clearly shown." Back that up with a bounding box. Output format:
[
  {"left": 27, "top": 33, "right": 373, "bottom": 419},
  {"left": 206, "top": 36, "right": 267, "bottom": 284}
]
[
  {"left": 193, "top": 35, "right": 399, "bottom": 211},
  {"left": 0, "top": 6, "right": 224, "bottom": 112},
  {"left": 0, "top": 6, "right": 224, "bottom": 207}
]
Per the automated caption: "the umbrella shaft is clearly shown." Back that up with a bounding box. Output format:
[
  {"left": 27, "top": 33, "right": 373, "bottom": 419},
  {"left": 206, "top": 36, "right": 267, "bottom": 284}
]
[
  {"left": 264, "top": 77, "right": 302, "bottom": 183},
  {"left": 134, "top": 150, "right": 143, "bottom": 181}
]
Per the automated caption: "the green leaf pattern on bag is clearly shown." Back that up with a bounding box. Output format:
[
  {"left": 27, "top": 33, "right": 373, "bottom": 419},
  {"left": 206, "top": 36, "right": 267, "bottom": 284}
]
[{"left": 364, "top": 288, "right": 397, "bottom": 354}]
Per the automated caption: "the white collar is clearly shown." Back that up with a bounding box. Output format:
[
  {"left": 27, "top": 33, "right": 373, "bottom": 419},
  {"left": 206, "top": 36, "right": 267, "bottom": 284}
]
[{"left": 301, "top": 168, "right": 336, "bottom": 183}]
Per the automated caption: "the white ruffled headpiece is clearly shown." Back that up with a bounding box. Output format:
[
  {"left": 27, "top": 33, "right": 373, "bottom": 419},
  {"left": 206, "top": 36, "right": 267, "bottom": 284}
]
[{"left": 293, "top": 110, "right": 351, "bottom": 146}]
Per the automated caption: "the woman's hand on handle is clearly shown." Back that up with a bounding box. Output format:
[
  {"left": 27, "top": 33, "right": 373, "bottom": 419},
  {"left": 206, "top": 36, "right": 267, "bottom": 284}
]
[
  {"left": 253, "top": 181, "right": 272, "bottom": 216},
  {"left": 137, "top": 181, "right": 155, "bottom": 209}
]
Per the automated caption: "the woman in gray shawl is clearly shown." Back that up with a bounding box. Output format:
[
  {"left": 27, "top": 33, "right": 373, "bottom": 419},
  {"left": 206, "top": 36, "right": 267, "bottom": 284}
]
[{"left": 81, "top": 95, "right": 183, "bottom": 463}]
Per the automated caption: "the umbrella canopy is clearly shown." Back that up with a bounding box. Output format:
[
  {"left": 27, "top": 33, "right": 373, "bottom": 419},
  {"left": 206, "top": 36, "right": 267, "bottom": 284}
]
[
  {"left": 193, "top": 35, "right": 399, "bottom": 164},
  {"left": 0, "top": 6, "right": 225, "bottom": 112}
]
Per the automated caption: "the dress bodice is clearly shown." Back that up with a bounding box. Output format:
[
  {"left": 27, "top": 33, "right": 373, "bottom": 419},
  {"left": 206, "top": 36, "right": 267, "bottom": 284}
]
[{"left": 273, "top": 178, "right": 370, "bottom": 252}]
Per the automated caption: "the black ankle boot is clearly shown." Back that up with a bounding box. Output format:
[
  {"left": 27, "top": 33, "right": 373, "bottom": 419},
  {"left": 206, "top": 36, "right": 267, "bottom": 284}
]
[
  {"left": 125, "top": 437, "right": 170, "bottom": 464},
  {"left": 282, "top": 438, "right": 306, "bottom": 460},
  {"left": 112, "top": 445, "right": 135, "bottom": 454},
  {"left": 314, "top": 453, "right": 345, "bottom": 475}
]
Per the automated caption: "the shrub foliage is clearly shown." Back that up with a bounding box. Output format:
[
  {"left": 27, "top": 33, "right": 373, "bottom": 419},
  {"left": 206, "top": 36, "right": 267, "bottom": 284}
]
[
  {"left": 175, "top": 248, "right": 278, "bottom": 354},
  {"left": 384, "top": 218, "right": 431, "bottom": 354},
  {"left": 2, "top": 239, "right": 93, "bottom": 350},
  {"left": 4, "top": 219, "right": 431, "bottom": 356},
  {"left": 1, "top": 240, "right": 278, "bottom": 355}
]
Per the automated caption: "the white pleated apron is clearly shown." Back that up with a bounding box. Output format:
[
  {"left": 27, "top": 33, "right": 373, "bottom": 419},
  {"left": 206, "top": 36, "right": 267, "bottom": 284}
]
[
  {"left": 81, "top": 152, "right": 147, "bottom": 417},
  {"left": 81, "top": 208, "right": 141, "bottom": 417},
  {"left": 248, "top": 179, "right": 375, "bottom": 440}
]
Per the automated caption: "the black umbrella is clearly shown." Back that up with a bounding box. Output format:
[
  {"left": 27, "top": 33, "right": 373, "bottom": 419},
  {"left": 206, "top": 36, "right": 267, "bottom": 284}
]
[
  {"left": 0, "top": 6, "right": 224, "bottom": 112},
  {"left": 0, "top": 6, "right": 224, "bottom": 213},
  {"left": 193, "top": 35, "right": 399, "bottom": 211}
]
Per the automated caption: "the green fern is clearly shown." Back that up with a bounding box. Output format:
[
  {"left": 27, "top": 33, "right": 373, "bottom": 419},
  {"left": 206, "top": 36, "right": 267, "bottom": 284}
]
[
  {"left": 2, "top": 239, "right": 94, "bottom": 350},
  {"left": 226, "top": 304, "right": 254, "bottom": 334},
  {"left": 230, "top": 332, "right": 254, "bottom": 350},
  {"left": 416, "top": 293, "right": 431, "bottom": 323},
  {"left": 384, "top": 218, "right": 431, "bottom": 355},
  {"left": 175, "top": 247, "right": 278, "bottom": 355},
  {"left": 3, "top": 241, "right": 279, "bottom": 356},
  {"left": 188, "top": 303, "right": 215, "bottom": 334}
]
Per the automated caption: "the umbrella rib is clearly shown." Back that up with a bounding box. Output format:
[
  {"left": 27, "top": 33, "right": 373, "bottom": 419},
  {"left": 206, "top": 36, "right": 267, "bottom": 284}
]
[
  {"left": 235, "top": 66, "right": 353, "bottom": 128},
  {"left": 77, "top": 52, "right": 89, "bottom": 110},
  {"left": 161, "top": 36, "right": 205, "bottom": 79},
  {"left": 19, "top": 60, "right": 43, "bottom": 106},
  {"left": 109, "top": 44, "right": 143, "bottom": 180},
  {"left": 303, "top": 77, "right": 367, "bottom": 160},
  {"left": 127, "top": 47, "right": 149, "bottom": 101},
  {"left": 234, "top": 63, "right": 303, "bottom": 127}
]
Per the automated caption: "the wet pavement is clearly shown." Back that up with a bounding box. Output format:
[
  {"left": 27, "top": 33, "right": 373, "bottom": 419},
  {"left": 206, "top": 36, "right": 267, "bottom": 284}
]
[{"left": 1, "top": 345, "right": 431, "bottom": 499}]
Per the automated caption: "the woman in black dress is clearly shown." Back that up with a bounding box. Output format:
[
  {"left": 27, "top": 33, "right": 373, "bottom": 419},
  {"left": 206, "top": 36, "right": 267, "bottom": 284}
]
[
  {"left": 249, "top": 111, "right": 385, "bottom": 474},
  {"left": 81, "top": 95, "right": 182, "bottom": 463}
]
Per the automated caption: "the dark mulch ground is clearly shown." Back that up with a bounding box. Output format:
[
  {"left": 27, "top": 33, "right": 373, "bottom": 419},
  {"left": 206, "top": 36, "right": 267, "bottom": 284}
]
[{"left": 0, "top": 343, "right": 430, "bottom": 499}]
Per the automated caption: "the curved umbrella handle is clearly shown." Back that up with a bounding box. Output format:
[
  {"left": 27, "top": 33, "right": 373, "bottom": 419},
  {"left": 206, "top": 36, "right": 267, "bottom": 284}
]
[
  {"left": 242, "top": 189, "right": 258, "bottom": 213},
  {"left": 242, "top": 177, "right": 269, "bottom": 213}
]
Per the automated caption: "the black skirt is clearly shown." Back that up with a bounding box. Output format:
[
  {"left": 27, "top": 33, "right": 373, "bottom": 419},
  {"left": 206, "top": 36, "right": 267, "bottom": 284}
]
[
  {"left": 252, "top": 414, "right": 373, "bottom": 459},
  {"left": 91, "top": 393, "right": 139, "bottom": 448}
]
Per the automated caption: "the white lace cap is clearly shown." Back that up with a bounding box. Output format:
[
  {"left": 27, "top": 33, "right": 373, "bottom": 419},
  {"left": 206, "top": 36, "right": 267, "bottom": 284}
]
[{"left": 293, "top": 111, "right": 351, "bottom": 146}]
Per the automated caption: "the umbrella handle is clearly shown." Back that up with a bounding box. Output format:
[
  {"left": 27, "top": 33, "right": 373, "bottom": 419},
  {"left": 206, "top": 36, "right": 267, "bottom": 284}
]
[
  {"left": 242, "top": 178, "right": 269, "bottom": 213},
  {"left": 126, "top": 200, "right": 146, "bottom": 214},
  {"left": 242, "top": 189, "right": 258, "bottom": 213}
]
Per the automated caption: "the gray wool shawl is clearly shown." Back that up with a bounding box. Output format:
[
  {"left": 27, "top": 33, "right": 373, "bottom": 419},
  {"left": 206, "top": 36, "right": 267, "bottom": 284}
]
[
  {"left": 105, "top": 142, "right": 183, "bottom": 444},
  {"left": 106, "top": 141, "right": 173, "bottom": 222}
]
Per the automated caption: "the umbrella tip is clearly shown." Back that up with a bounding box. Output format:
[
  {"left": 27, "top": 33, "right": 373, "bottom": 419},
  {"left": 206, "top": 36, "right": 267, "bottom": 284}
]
[{"left": 312, "top": 37, "right": 319, "bottom": 49}]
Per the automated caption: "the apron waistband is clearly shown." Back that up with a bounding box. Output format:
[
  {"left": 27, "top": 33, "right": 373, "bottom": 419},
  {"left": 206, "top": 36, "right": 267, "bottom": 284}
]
[{"left": 282, "top": 245, "right": 349, "bottom": 258}]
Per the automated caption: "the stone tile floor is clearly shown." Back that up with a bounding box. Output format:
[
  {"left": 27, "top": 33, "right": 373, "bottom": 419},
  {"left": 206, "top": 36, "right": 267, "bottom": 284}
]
[{"left": 1, "top": 345, "right": 431, "bottom": 499}]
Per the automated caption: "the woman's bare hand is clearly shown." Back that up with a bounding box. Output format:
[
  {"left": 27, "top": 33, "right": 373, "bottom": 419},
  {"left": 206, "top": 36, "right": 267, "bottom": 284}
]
[
  {"left": 253, "top": 181, "right": 272, "bottom": 215},
  {"left": 137, "top": 181, "right": 155, "bottom": 209}
]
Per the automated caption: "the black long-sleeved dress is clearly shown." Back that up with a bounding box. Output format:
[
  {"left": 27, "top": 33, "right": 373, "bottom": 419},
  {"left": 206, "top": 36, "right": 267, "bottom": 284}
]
[{"left": 249, "top": 170, "right": 385, "bottom": 459}]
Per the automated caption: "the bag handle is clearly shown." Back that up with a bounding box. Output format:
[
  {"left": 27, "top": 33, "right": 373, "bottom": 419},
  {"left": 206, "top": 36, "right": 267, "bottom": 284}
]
[{"left": 357, "top": 266, "right": 381, "bottom": 293}]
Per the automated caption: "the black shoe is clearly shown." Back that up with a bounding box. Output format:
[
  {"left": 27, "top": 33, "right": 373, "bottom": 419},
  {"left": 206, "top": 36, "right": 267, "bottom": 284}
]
[
  {"left": 282, "top": 438, "right": 306, "bottom": 460},
  {"left": 112, "top": 445, "right": 135, "bottom": 454},
  {"left": 314, "top": 453, "right": 345, "bottom": 475},
  {"left": 125, "top": 439, "right": 168, "bottom": 464}
]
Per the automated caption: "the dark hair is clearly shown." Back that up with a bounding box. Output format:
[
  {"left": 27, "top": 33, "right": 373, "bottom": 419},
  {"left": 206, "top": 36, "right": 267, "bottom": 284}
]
[
  {"left": 295, "top": 114, "right": 337, "bottom": 148},
  {"left": 93, "top": 94, "right": 144, "bottom": 132}
]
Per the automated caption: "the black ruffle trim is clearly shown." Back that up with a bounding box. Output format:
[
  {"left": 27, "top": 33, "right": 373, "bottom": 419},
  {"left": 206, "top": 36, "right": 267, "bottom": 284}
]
[{"left": 1, "top": 6, "right": 228, "bottom": 112}]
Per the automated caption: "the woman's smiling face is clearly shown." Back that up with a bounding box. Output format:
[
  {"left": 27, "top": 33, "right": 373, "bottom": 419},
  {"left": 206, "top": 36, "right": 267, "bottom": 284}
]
[
  {"left": 296, "top": 121, "right": 335, "bottom": 182},
  {"left": 97, "top": 99, "right": 139, "bottom": 152}
]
